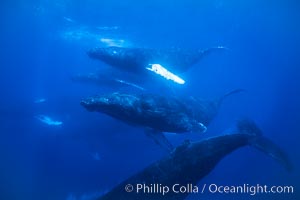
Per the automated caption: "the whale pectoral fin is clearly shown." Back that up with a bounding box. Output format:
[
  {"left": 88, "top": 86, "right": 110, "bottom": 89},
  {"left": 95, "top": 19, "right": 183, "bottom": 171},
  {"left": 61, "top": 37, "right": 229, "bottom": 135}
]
[
  {"left": 145, "top": 128, "right": 174, "bottom": 152},
  {"left": 146, "top": 64, "right": 185, "bottom": 85}
]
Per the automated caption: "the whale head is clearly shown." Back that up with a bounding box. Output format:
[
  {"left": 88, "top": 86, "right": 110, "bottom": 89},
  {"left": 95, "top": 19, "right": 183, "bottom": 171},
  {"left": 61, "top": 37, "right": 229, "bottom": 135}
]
[
  {"left": 88, "top": 46, "right": 123, "bottom": 60},
  {"left": 80, "top": 93, "right": 139, "bottom": 120},
  {"left": 87, "top": 47, "right": 147, "bottom": 73},
  {"left": 87, "top": 46, "right": 136, "bottom": 65}
]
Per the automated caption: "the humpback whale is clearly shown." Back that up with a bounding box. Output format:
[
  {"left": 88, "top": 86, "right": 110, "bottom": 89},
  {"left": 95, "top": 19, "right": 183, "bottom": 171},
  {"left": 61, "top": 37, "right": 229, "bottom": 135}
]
[
  {"left": 71, "top": 73, "right": 145, "bottom": 91},
  {"left": 80, "top": 89, "right": 243, "bottom": 150},
  {"left": 97, "top": 120, "right": 292, "bottom": 200},
  {"left": 87, "top": 46, "right": 227, "bottom": 84}
]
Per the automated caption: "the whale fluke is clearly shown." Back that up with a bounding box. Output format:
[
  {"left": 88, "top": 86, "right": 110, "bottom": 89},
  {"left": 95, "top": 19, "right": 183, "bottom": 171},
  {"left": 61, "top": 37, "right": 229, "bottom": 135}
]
[
  {"left": 217, "top": 88, "right": 246, "bottom": 106},
  {"left": 237, "top": 119, "right": 293, "bottom": 171},
  {"left": 195, "top": 46, "right": 230, "bottom": 64}
]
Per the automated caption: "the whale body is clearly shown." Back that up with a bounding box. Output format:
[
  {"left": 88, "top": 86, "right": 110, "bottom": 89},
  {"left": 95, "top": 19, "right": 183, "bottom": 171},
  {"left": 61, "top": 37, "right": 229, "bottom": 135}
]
[
  {"left": 81, "top": 90, "right": 243, "bottom": 133},
  {"left": 87, "top": 46, "right": 226, "bottom": 76},
  {"left": 98, "top": 120, "right": 292, "bottom": 200},
  {"left": 81, "top": 90, "right": 243, "bottom": 150}
]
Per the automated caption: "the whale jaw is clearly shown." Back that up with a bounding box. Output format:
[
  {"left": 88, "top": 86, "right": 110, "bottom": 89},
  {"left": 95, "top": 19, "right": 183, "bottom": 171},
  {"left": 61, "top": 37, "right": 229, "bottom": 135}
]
[{"left": 80, "top": 93, "right": 138, "bottom": 120}]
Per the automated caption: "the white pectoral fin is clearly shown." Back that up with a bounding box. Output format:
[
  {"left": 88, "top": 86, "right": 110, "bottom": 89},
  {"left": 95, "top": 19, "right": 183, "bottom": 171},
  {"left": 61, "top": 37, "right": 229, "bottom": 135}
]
[
  {"left": 115, "top": 79, "right": 145, "bottom": 90},
  {"left": 36, "top": 115, "right": 63, "bottom": 126},
  {"left": 145, "top": 128, "right": 174, "bottom": 152},
  {"left": 198, "top": 122, "right": 207, "bottom": 133},
  {"left": 146, "top": 64, "right": 185, "bottom": 85}
]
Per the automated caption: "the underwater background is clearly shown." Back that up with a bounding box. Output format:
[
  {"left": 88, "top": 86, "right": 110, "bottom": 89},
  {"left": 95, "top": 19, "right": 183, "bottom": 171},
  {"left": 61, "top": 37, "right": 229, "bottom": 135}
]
[{"left": 0, "top": 0, "right": 299, "bottom": 199}]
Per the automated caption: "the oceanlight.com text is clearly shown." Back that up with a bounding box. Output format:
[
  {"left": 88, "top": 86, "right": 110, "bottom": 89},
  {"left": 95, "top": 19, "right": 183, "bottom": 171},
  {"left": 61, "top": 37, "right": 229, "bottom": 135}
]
[
  {"left": 207, "top": 183, "right": 294, "bottom": 195},
  {"left": 124, "top": 183, "right": 294, "bottom": 196}
]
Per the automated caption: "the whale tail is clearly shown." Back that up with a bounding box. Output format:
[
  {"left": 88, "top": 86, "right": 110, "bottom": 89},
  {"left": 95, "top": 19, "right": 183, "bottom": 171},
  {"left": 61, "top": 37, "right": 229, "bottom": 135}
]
[
  {"left": 215, "top": 89, "right": 245, "bottom": 108},
  {"left": 237, "top": 119, "right": 293, "bottom": 171},
  {"left": 199, "top": 46, "right": 230, "bottom": 59}
]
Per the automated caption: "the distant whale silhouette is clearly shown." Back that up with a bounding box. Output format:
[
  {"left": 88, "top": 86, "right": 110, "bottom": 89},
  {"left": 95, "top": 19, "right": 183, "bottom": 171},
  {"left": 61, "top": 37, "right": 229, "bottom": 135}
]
[
  {"left": 87, "top": 46, "right": 227, "bottom": 84},
  {"left": 97, "top": 119, "right": 292, "bottom": 200},
  {"left": 80, "top": 89, "right": 244, "bottom": 150},
  {"left": 71, "top": 73, "right": 145, "bottom": 91}
]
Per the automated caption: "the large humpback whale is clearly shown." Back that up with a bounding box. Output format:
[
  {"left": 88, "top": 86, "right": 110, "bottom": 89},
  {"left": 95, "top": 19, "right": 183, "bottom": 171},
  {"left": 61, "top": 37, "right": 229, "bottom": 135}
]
[
  {"left": 80, "top": 89, "right": 243, "bottom": 150},
  {"left": 97, "top": 120, "right": 292, "bottom": 200},
  {"left": 87, "top": 46, "right": 226, "bottom": 84}
]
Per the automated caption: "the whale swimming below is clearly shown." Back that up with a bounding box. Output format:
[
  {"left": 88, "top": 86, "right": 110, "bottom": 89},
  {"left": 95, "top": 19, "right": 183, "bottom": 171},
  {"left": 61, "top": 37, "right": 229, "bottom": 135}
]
[
  {"left": 87, "top": 46, "right": 227, "bottom": 84},
  {"left": 80, "top": 89, "right": 243, "bottom": 150},
  {"left": 97, "top": 120, "right": 292, "bottom": 200}
]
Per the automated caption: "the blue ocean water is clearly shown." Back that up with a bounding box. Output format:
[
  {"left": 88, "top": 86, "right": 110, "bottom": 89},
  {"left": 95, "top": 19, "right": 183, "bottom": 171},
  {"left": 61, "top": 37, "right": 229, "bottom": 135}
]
[{"left": 0, "top": 0, "right": 299, "bottom": 199}]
